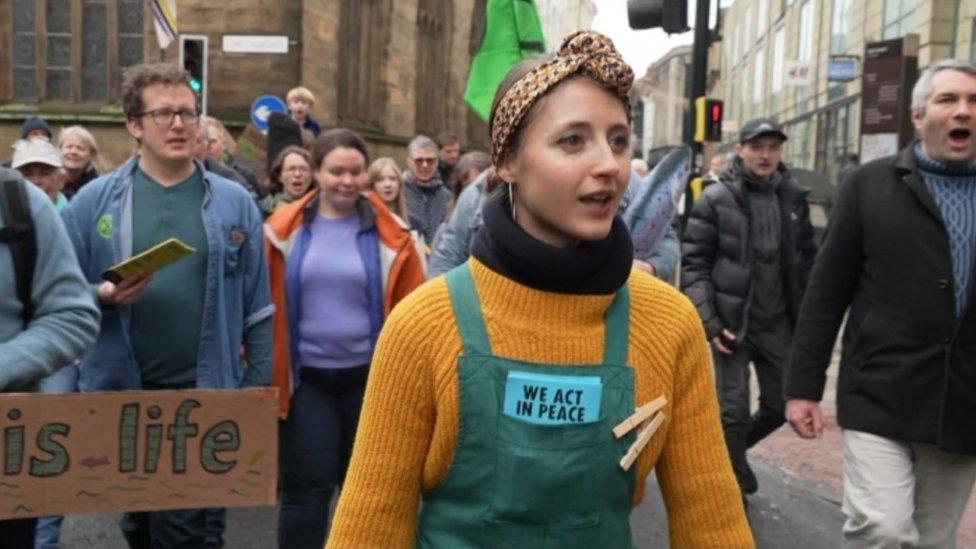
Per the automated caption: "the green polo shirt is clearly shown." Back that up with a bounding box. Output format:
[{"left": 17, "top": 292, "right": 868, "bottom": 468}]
[{"left": 130, "top": 166, "right": 209, "bottom": 387}]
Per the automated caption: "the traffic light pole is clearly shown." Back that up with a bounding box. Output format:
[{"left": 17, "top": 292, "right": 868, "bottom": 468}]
[{"left": 685, "top": 0, "right": 711, "bottom": 156}]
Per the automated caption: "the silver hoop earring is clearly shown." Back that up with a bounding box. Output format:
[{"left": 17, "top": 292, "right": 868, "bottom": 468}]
[{"left": 508, "top": 182, "right": 516, "bottom": 221}]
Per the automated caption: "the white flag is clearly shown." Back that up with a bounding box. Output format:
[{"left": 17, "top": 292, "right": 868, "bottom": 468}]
[{"left": 151, "top": 0, "right": 178, "bottom": 50}]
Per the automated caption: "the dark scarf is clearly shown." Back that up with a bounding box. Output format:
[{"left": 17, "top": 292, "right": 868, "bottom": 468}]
[{"left": 471, "top": 189, "right": 633, "bottom": 295}]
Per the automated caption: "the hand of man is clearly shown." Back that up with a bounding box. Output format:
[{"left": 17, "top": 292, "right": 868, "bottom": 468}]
[
  {"left": 786, "top": 398, "right": 824, "bottom": 439},
  {"left": 710, "top": 328, "right": 736, "bottom": 354},
  {"left": 97, "top": 273, "right": 152, "bottom": 307},
  {"left": 632, "top": 259, "right": 656, "bottom": 276}
]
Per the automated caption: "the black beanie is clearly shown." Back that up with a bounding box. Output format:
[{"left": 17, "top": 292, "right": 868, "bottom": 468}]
[
  {"left": 266, "top": 112, "right": 303, "bottom": 172},
  {"left": 20, "top": 115, "right": 52, "bottom": 139}
]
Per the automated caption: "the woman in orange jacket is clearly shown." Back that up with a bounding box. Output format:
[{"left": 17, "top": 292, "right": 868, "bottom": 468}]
[{"left": 264, "top": 128, "right": 425, "bottom": 548}]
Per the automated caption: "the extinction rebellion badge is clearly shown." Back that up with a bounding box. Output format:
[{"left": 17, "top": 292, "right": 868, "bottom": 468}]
[{"left": 97, "top": 214, "right": 114, "bottom": 239}]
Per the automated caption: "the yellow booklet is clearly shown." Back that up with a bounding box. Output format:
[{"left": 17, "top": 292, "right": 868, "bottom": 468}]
[{"left": 100, "top": 238, "right": 197, "bottom": 283}]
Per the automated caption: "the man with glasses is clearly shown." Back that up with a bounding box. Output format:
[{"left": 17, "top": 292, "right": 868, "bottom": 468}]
[
  {"left": 61, "top": 63, "right": 273, "bottom": 549},
  {"left": 404, "top": 134, "right": 452, "bottom": 245}
]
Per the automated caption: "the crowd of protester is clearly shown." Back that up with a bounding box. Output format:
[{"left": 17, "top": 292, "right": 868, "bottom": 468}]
[{"left": 3, "top": 31, "right": 976, "bottom": 549}]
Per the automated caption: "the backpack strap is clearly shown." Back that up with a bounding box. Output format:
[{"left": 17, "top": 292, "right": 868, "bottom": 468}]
[{"left": 0, "top": 177, "right": 37, "bottom": 326}]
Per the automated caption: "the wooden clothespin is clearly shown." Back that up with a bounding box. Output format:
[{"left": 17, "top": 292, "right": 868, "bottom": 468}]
[
  {"left": 613, "top": 395, "right": 667, "bottom": 439},
  {"left": 619, "top": 412, "right": 665, "bottom": 471}
]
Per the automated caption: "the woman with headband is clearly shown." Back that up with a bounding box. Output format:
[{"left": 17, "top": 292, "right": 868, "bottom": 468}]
[{"left": 326, "top": 32, "right": 753, "bottom": 549}]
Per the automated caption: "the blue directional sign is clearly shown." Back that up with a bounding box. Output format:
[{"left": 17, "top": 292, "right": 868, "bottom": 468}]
[
  {"left": 250, "top": 95, "right": 287, "bottom": 132},
  {"left": 828, "top": 58, "right": 858, "bottom": 82}
]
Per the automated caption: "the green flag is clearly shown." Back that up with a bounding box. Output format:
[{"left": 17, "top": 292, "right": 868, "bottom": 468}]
[{"left": 464, "top": 0, "right": 547, "bottom": 121}]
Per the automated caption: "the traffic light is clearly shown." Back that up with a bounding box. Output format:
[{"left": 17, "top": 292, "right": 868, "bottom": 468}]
[
  {"left": 179, "top": 35, "right": 208, "bottom": 115},
  {"left": 694, "top": 97, "right": 723, "bottom": 142},
  {"left": 627, "top": 0, "right": 689, "bottom": 34}
]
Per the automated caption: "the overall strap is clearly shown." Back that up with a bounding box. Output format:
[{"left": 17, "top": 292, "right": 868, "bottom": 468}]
[
  {"left": 0, "top": 177, "right": 36, "bottom": 327},
  {"left": 444, "top": 262, "right": 493, "bottom": 356},
  {"left": 602, "top": 285, "right": 630, "bottom": 364}
]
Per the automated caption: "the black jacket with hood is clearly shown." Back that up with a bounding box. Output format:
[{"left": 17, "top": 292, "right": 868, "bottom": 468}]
[{"left": 681, "top": 156, "right": 817, "bottom": 340}]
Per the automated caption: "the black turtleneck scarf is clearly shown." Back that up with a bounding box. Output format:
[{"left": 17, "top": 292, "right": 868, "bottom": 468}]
[{"left": 470, "top": 189, "right": 634, "bottom": 295}]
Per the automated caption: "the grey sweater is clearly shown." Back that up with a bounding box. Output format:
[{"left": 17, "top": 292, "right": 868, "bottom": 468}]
[
  {"left": 0, "top": 172, "right": 100, "bottom": 391},
  {"left": 403, "top": 171, "right": 452, "bottom": 245}
]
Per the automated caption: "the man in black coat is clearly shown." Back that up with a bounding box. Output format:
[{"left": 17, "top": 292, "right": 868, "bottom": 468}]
[
  {"left": 785, "top": 59, "right": 976, "bottom": 547},
  {"left": 681, "top": 118, "right": 817, "bottom": 498}
]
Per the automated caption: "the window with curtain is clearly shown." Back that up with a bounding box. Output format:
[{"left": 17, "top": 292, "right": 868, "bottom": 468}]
[
  {"left": 337, "top": 0, "right": 390, "bottom": 129},
  {"left": 795, "top": 0, "right": 816, "bottom": 113},
  {"left": 753, "top": 48, "right": 765, "bottom": 105},
  {"left": 757, "top": 0, "right": 768, "bottom": 41},
  {"left": 971, "top": 16, "right": 976, "bottom": 60},
  {"left": 743, "top": 5, "right": 752, "bottom": 54},
  {"left": 772, "top": 26, "right": 785, "bottom": 95},
  {"left": 4, "top": 0, "right": 144, "bottom": 103},
  {"left": 830, "top": 0, "right": 853, "bottom": 54},
  {"left": 414, "top": 0, "right": 454, "bottom": 136},
  {"left": 466, "top": 0, "right": 487, "bottom": 147},
  {"left": 883, "top": 0, "right": 915, "bottom": 39}
]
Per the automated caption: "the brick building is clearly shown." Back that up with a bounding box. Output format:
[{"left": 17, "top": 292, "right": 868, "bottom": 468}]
[{"left": 0, "top": 0, "right": 489, "bottom": 166}]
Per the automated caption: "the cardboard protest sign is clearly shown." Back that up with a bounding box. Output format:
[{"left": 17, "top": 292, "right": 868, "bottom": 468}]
[{"left": 0, "top": 388, "right": 277, "bottom": 520}]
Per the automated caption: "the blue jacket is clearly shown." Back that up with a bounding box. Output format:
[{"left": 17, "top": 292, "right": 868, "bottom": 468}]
[
  {"left": 61, "top": 157, "right": 275, "bottom": 391},
  {"left": 0, "top": 172, "right": 99, "bottom": 391},
  {"left": 303, "top": 116, "right": 324, "bottom": 137}
]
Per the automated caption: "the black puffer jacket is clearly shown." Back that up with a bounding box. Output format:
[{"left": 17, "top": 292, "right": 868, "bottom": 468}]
[{"left": 681, "top": 156, "right": 817, "bottom": 339}]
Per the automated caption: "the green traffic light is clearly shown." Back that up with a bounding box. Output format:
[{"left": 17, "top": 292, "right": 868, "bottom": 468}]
[{"left": 189, "top": 78, "right": 202, "bottom": 92}]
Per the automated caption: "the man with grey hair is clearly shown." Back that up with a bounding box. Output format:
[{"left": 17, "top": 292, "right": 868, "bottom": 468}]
[
  {"left": 404, "top": 134, "right": 452, "bottom": 245},
  {"left": 191, "top": 116, "right": 262, "bottom": 203},
  {"left": 785, "top": 58, "right": 976, "bottom": 547}
]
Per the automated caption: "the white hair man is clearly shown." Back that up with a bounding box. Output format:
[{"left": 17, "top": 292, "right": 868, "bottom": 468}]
[
  {"left": 786, "top": 59, "right": 976, "bottom": 547},
  {"left": 403, "top": 134, "right": 452, "bottom": 244}
]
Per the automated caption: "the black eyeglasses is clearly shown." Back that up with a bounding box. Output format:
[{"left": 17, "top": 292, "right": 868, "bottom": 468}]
[
  {"left": 412, "top": 157, "right": 437, "bottom": 165},
  {"left": 139, "top": 108, "right": 200, "bottom": 126}
]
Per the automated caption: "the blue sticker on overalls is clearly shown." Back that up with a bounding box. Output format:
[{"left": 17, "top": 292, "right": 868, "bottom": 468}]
[{"left": 502, "top": 371, "right": 603, "bottom": 425}]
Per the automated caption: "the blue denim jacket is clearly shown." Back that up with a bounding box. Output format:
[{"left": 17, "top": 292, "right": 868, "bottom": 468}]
[{"left": 61, "top": 157, "right": 275, "bottom": 391}]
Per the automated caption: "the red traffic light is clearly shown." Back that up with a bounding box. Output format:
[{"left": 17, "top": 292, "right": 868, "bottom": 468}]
[{"left": 710, "top": 103, "right": 722, "bottom": 122}]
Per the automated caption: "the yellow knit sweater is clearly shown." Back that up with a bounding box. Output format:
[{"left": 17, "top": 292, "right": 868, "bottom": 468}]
[{"left": 327, "top": 259, "right": 754, "bottom": 548}]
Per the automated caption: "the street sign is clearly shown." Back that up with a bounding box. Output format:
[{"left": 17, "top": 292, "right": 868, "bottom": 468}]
[
  {"left": 859, "top": 35, "right": 918, "bottom": 160},
  {"left": 222, "top": 35, "right": 289, "bottom": 54},
  {"left": 250, "top": 95, "right": 287, "bottom": 132},
  {"left": 827, "top": 57, "right": 858, "bottom": 82}
]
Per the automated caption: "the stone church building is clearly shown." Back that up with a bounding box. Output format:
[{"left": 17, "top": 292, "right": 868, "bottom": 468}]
[{"left": 0, "top": 0, "right": 490, "bottom": 164}]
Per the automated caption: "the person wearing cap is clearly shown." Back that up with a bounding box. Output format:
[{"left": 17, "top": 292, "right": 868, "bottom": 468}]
[
  {"left": 12, "top": 136, "right": 82, "bottom": 549},
  {"left": 0, "top": 163, "right": 99, "bottom": 548},
  {"left": 681, "top": 117, "right": 817, "bottom": 500},
  {"left": 20, "top": 115, "right": 53, "bottom": 141},
  {"left": 11, "top": 138, "right": 68, "bottom": 212},
  {"left": 786, "top": 59, "right": 976, "bottom": 548},
  {"left": 326, "top": 31, "right": 752, "bottom": 549}
]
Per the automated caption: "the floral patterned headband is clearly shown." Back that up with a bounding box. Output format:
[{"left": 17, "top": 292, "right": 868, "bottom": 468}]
[{"left": 490, "top": 30, "right": 635, "bottom": 165}]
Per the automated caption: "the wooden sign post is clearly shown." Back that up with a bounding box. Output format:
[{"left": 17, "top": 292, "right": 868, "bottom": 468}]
[{"left": 0, "top": 388, "right": 278, "bottom": 519}]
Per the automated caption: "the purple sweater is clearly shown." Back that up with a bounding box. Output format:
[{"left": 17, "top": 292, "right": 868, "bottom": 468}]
[{"left": 297, "top": 214, "right": 373, "bottom": 369}]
